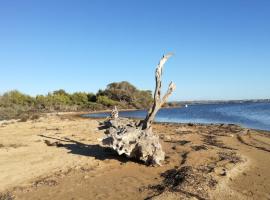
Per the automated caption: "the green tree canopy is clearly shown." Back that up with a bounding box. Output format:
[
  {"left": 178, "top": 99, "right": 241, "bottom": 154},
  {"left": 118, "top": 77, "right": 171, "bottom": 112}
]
[
  {"left": 98, "top": 81, "right": 153, "bottom": 108},
  {"left": 0, "top": 90, "right": 35, "bottom": 107},
  {"left": 0, "top": 82, "right": 154, "bottom": 120}
]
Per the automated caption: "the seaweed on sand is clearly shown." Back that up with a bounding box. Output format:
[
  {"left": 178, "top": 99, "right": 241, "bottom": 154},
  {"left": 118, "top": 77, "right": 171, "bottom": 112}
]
[
  {"left": 203, "top": 135, "right": 236, "bottom": 150},
  {"left": 0, "top": 192, "right": 13, "bottom": 200},
  {"left": 191, "top": 145, "right": 208, "bottom": 151},
  {"left": 236, "top": 135, "right": 270, "bottom": 153},
  {"left": 180, "top": 151, "right": 189, "bottom": 165},
  {"left": 218, "top": 151, "right": 242, "bottom": 164},
  {"left": 146, "top": 166, "right": 217, "bottom": 200}
]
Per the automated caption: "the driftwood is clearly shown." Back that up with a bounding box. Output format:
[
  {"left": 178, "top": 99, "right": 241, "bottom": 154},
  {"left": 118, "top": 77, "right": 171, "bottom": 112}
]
[
  {"left": 101, "top": 53, "right": 176, "bottom": 165},
  {"left": 110, "top": 106, "right": 119, "bottom": 119},
  {"left": 140, "top": 53, "right": 176, "bottom": 130}
]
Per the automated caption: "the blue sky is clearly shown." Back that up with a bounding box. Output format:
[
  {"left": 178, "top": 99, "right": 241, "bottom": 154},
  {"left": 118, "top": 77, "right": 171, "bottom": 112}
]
[{"left": 0, "top": 0, "right": 269, "bottom": 100}]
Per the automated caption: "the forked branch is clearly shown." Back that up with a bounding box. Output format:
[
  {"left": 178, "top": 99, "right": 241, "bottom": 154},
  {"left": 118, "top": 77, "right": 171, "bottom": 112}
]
[{"left": 141, "top": 53, "right": 176, "bottom": 130}]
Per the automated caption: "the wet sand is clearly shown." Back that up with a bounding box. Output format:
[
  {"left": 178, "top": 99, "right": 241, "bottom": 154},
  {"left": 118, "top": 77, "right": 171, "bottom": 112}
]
[{"left": 0, "top": 113, "right": 270, "bottom": 200}]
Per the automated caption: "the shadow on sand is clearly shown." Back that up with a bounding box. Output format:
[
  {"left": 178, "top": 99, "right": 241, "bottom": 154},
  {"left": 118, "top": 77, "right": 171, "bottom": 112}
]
[{"left": 38, "top": 134, "right": 141, "bottom": 164}]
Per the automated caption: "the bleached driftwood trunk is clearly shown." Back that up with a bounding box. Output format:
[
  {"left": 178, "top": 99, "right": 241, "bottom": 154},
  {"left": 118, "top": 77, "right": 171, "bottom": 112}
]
[
  {"left": 141, "top": 53, "right": 176, "bottom": 130},
  {"left": 101, "top": 53, "right": 176, "bottom": 165},
  {"left": 110, "top": 106, "right": 119, "bottom": 119}
]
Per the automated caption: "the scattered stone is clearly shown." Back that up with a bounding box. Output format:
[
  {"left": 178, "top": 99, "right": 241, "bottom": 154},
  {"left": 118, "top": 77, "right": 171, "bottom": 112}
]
[
  {"left": 44, "top": 140, "right": 64, "bottom": 147},
  {"left": 215, "top": 168, "right": 227, "bottom": 176},
  {"left": 164, "top": 135, "right": 172, "bottom": 142}
]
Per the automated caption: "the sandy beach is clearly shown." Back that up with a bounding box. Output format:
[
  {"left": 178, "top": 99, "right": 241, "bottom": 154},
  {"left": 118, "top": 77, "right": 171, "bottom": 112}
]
[{"left": 0, "top": 113, "right": 270, "bottom": 200}]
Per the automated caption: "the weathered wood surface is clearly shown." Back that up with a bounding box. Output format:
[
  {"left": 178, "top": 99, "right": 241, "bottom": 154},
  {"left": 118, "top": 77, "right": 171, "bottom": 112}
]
[
  {"left": 141, "top": 53, "right": 176, "bottom": 130},
  {"left": 101, "top": 53, "right": 176, "bottom": 165}
]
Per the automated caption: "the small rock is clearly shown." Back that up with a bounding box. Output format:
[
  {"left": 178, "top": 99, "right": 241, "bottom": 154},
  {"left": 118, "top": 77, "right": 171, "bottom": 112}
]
[
  {"left": 220, "top": 169, "right": 227, "bottom": 176},
  {"left": 215, "top": 168, "right": 227, "bottom": 176},
  {"left": 165, "top": 135, "right": 171, "bottom": 141}
]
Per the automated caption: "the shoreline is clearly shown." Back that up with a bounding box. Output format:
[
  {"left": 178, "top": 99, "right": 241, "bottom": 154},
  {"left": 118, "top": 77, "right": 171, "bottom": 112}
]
[
  {"left": 75, "top": 110, "right": 270, "bottom": 133},
  {"left": 0, "top": 113, "right": 270, "bottom": 199},
  {"left": 2, "top": 109, "right": 270, "bottom": 133}
]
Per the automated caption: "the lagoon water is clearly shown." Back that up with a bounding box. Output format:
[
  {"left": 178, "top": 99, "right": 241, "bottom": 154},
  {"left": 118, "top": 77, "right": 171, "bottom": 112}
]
[{"left": 84, "top": 102, "right": 270, "bottom": 131}]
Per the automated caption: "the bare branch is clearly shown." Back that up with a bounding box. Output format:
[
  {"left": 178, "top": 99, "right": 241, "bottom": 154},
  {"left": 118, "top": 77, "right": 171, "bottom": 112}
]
[
  {"left": 110, "top": 106, "right": 119, "bottom": 119},
  {"left": 161, "top": 82, "right": 176, "bottom": 106},
  {"left": 141, "top": 53, "right": 176, "bottom": 130}
]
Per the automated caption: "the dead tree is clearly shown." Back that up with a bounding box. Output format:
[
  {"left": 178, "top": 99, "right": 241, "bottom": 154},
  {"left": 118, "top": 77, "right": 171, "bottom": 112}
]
[
  {"left": 101, "top": 53, "right": 176, "bottom": 165},
  {"left": 140, "top": 53, "right": 176, "bottom": 130}
]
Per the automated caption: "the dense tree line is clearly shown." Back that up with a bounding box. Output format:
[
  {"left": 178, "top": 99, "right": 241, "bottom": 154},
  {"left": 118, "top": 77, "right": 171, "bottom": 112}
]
[{"left": 0, "top": 82, "right": 153, "bottom": 120}]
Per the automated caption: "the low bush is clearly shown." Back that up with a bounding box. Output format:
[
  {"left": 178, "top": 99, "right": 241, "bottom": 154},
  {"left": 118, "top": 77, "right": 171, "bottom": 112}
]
[{"left": 0, "top": 82, "right": 154, "bottom": 120}]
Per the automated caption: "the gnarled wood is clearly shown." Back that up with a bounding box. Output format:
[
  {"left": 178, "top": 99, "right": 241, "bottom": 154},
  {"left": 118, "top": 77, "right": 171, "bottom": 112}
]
[
  {"left": 110, "top": 106, "right": 119, "bottom": 119},
  {"left": 141, "top": 53, "right": 176, "bottom": 130},
  {"left": 101, "top": 53, "right": 176, "bottom": 165}
]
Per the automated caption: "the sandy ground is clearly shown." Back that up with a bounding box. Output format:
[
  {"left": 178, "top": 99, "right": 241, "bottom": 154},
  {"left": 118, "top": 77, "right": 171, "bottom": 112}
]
[{"left": 0, "top": 114, "right": 270, "bottom": 200}]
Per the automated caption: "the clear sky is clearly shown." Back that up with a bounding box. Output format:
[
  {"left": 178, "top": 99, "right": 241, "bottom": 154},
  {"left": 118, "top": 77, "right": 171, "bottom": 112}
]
[{"left": 0, "top": 0, "right": 269, "bottom": 100}]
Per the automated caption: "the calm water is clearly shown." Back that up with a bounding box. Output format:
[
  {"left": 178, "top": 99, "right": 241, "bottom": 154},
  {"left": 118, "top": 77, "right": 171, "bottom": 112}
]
[{"left": 84, "top": 102, "right": 270, "bottom": 131}]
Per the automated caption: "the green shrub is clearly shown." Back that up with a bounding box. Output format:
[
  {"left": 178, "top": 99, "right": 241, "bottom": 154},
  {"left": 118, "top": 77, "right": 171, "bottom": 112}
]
[
  {"left": 87, "top": 93, "right": 97, "bottom": 102},
  {"left": 86, "top": 102, "right": 105, "bottom": 110},
  {"left": 97, "top": 96, "right": 117, "bottom": 107},
  {"left": 0, "top": 82, "right": 154, "bottom": 120},
  {"left": 98, "top": 81, "right": 153, "bottom": 109},
  {"left": 70, "top": 92, "right": 88, "bottom": 106},
  {"left": 0, "top": 90, "right": 35, "bottom": 107}
]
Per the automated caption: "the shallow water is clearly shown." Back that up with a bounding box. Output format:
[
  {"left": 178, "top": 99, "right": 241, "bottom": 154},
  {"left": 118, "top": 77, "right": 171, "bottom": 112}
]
[{"left": 84, "top": 102, "right": 270, "bottom": 131}]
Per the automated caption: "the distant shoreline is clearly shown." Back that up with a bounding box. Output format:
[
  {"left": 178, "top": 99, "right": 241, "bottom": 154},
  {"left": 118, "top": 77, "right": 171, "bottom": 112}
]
[
  {"left": 175, "top": 99, "right": 270, "bottom": 105},
  {"left": 79, "top": 102, "right": 270, "bottom": 132}
]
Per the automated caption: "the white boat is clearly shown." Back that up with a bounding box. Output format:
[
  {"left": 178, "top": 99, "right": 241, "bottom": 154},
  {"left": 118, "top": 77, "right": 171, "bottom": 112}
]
[{"left": 185, "top": 104, "right": 188, "bottom": 108}]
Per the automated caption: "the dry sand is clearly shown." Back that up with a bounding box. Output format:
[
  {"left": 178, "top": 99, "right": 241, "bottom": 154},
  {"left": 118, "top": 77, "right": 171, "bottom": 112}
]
[{"left": 0, "top": 113, "right": 270, "bottom": 200}]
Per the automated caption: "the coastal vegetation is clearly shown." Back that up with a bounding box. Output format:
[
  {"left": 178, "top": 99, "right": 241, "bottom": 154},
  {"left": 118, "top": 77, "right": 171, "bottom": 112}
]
[{"left": 0, "top": 81, "right": 153, "bottom": 120}]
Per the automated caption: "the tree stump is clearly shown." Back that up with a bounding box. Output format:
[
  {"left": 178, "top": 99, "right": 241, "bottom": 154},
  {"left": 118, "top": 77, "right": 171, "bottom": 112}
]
[{"left": 101, "top": 53, "right": 176, "bottom": 165}]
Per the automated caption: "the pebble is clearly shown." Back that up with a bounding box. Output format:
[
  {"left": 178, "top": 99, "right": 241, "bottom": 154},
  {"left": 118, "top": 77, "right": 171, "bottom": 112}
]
[
  {"left": 165, "top": 135, "right": 171, "bottom": 141},
  {"left": 215, "top": 168, "right": 227, "bottom": 176}
]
